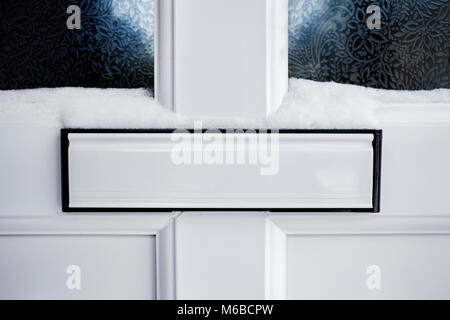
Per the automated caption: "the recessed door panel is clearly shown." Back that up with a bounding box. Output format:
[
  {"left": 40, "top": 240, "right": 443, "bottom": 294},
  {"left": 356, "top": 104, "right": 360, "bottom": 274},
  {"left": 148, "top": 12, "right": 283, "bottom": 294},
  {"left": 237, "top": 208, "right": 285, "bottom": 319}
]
[
  {"left": 0, "top": 235, "right": 155, "bottom": 300},
  {"left": 287, "top": 234, "right": 450, "bottom": 299}
]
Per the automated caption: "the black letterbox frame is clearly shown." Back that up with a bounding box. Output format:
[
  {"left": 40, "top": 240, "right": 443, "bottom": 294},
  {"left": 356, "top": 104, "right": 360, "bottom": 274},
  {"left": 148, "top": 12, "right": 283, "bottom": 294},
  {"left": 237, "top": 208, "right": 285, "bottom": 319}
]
[{"left": 61, "top": 129, "right": 382, "bottom": 213}]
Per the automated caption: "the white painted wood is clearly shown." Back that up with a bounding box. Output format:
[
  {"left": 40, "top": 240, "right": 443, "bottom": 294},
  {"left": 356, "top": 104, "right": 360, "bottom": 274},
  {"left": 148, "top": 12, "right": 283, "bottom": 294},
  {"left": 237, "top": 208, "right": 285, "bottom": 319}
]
[
  {"left": 0, "top": 235, "right": 156, "bottom": 300},
  {"left": 0, "top": 126, "right": 61, "bottom": 216},
  {"left": 0, "top": 214, "right": 177, "bottom": 300},
  {"left": 67, "top": 132, "right": 374, "bottom": 209},
  {"left": 3, "top": 104, "right": 450, "bottom": 300},
  {"left": 175, "top": 213, "right": 450, "bottom": 300},
  {"left": 266, "top": 214, "right": 450, "bottom": 299},
  {"left": 155, "top": 0, "right": 174, "bottom": 110},
  {"left": 268, "top": 0, "right": 289, "bottom": 115},
  {"left": 269, "top": 214, "right": 450, "bottom": 235},
  {"left": 376, "top": 102, "right": 450, "bottom": 125},
  {"left": 287, "top": 235, "right": 450, "bottom": 299},
  {"left": 379, "top": 124, "right": 450, "bottom": 215},
  {"left": 0, "top": 215, "right": 174, "bottom": 235},
  {"left": 176, "top": 212, "right": 266, "bottom": 299},
  {"left": 375, "top": 102, "right": 450, "bottom": 215},
  {"left": 169, "top": 0, "right": 287, "bottom": 117},
  {"left": 156, "top": 212, "right": 179, "bottom": 299},
  {"left": 264, "top": 218, "right": 287, "bottom": 299}
]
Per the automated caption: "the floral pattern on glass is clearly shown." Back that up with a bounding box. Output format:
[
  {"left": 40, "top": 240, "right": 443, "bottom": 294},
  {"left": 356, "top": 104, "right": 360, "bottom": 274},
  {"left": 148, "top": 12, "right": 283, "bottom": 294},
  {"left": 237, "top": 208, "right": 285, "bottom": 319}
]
[
  {"left": 289, "top": 0, "right": 449, "bottom": 89},
  {"left": 0, "top": 0, "right": 154, "bottom": 90}
]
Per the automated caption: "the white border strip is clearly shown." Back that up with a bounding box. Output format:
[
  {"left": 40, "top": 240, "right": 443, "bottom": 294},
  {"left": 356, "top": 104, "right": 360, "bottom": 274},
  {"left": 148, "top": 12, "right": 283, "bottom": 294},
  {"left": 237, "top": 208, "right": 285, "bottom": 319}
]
[{"left": 377, "top": 102, "right": 450, "bottom": 125}]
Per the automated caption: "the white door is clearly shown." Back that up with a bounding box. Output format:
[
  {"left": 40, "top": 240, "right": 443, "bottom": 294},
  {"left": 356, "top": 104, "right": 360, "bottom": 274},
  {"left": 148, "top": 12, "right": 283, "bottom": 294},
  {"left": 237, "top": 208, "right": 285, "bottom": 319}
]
[{"left": 174, "top": 120, "right": 450, "bottom": 299}]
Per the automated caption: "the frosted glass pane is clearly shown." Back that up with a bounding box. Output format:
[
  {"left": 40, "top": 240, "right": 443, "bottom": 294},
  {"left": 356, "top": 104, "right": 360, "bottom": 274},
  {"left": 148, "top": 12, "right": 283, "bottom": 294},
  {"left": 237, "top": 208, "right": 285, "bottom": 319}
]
[
  {"left": 289, "top": 0, "right": 449, "bottom": 90},
  {"left": 0, "top": 0, "right": 154, "bottom": 91}
]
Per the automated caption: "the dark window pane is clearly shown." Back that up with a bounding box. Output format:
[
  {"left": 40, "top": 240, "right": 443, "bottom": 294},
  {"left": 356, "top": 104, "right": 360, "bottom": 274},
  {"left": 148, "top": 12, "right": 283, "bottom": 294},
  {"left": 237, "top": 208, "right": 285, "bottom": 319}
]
[
  {"left": 0, "top": 0, "right": 154, "bottom": 91},
  {"left": 289, "top": 0, "right": 449, "bottom": 90}
]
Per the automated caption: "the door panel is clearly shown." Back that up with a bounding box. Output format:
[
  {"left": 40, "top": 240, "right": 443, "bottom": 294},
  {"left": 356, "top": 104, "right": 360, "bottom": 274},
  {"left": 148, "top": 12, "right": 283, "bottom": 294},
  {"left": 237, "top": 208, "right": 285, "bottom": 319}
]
[
  {"left": 287, "top": 234, "right": 450, "bottom": 299},
  {"left": 0, "top": 235, "right": 156, "bottom": 300}
]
